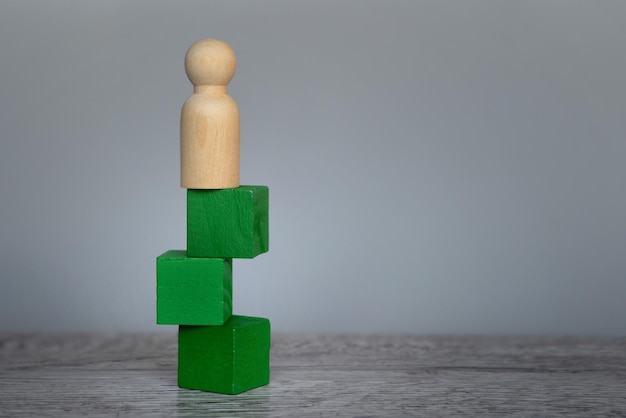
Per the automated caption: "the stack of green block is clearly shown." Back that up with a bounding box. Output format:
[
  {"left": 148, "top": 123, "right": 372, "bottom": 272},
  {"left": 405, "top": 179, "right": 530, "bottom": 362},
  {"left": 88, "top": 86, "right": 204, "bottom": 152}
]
[{"left": 156, "top": 185, "right": 270, "bottom": 394}]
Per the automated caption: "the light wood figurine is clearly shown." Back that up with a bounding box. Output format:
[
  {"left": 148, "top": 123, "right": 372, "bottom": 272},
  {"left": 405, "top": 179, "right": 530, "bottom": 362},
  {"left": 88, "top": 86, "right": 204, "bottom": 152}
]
[{"left": 180, "top": 39, "right": 240, "bottom": 189}]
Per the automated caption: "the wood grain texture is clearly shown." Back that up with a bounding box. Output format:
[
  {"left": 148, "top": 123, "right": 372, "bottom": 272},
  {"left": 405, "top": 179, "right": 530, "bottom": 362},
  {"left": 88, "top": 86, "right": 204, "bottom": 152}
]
[
  {"left": 1, "top": 333, "right": 625, "bottom": 417},
  {"left": 187, "top": 186, "right": 269, "bottom": 258},
  {"left": 180, "top": 39, "right": 239, "bottom": 189}
]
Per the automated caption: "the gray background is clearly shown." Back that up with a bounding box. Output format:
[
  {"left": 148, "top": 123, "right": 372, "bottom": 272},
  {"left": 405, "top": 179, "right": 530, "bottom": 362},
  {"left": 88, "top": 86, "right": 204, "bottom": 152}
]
[{"left": 1, "top": 1, "right": 625, "bottom": 335}]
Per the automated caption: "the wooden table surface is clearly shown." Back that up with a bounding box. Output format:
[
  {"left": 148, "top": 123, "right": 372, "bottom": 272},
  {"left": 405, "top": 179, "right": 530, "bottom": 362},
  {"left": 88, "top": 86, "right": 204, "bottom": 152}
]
[{"left": 0, "top": 333, "right": 625, "bottom": 417}]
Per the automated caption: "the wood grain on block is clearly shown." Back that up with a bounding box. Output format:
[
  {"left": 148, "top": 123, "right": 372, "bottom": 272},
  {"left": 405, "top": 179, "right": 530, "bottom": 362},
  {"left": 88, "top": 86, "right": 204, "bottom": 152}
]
[
  {"left": 178, "top": 316, "right": 271, "bottom": 395},
  {"left": 156, "top": 250, "right": 232, "bottom": 326},
  {"left": 181, "top": 39, "right": 240, "bottom": 189},
  {"left": 187, "top": 186, "right": 269, "bottom": 258}
]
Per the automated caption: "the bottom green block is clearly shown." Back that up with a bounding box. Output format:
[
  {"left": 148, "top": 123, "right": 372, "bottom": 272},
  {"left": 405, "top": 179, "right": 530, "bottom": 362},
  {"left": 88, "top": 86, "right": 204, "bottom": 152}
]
[{"left": 178, "top": 315, "right": 271, "bottom": 394}]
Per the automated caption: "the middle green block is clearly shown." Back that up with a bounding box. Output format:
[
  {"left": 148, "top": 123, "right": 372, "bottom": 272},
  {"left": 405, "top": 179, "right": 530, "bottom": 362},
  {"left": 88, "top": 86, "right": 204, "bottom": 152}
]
[
  {"left": 187, "top": 185, "right": 269, "bottom": 258},
  {"left": 157, "top": 250, "right": 232, "bottom": 325}
]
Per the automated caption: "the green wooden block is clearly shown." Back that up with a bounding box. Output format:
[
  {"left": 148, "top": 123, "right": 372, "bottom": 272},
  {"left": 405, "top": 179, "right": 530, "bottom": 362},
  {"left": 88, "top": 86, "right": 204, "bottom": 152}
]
[
  {"left": 156, "top": 250, "right": 232, "bottom": 326},
  {"left": 187, "top": 186, "right": 269, "bottom": 258},
  {"left": 178, "top": 315, "right": 271, "bottom": 394}
]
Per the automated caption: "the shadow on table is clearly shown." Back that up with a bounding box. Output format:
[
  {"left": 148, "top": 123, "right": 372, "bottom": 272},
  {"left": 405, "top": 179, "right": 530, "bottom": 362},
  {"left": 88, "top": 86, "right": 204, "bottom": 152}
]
[{"left": 176, "top": 386, "right": 270, "bottom": 417}]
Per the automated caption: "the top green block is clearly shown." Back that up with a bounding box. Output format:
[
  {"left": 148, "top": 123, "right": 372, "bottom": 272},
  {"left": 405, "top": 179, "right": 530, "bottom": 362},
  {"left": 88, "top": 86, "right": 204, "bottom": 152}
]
[{"left": 187, "top": 186, "right": 269, "bottom": 258}]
